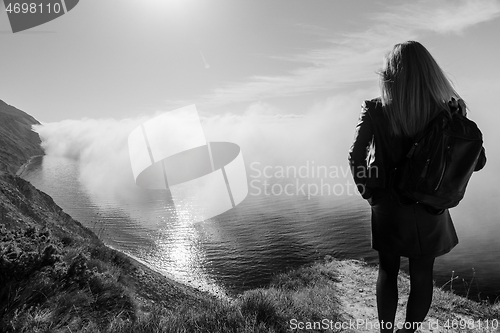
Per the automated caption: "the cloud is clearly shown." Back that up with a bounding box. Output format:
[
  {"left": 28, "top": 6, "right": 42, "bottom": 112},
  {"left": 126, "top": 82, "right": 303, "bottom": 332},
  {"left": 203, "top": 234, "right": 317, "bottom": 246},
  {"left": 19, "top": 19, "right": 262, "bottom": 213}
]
[
  {"left": 200, "top": 51, "right": 210, "bottom": 69},
  {"left": 196, "top": 42, "right": 382, "bottom": 108},
  {"left": 32, "top": 90, "right": 376, "bottom": 210},
  {"left": 190, "top": 0, "right": 500, "bottom": 109},
  {"left": 34, "top": 116, "right": 151, "bottom": 205},
  {"left": 33, "top": 86, "right": 497, "bottom": 219},
  {"left": 374, "top": 0, "right": 500, "bottom": 35}
]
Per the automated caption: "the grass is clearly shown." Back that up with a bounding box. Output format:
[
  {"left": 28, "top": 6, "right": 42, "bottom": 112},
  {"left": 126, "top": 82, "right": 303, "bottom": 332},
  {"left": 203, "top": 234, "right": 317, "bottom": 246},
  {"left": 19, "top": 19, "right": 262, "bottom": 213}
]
[
  {"left": 0, "top": 220, "right": 342, "bottom": 333},
  {"left": 0, "top": 225, "right": 136, "bottom": 332},
  {"left": 433, "top": 269, "right": 500, "bottom": 321}
]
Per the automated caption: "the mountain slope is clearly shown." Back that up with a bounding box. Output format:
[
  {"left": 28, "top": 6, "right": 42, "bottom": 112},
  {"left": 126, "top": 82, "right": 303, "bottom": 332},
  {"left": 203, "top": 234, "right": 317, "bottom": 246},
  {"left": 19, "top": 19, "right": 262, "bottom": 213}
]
[{"left": 0, "top": 99, "right": 44, "bottom": 174}]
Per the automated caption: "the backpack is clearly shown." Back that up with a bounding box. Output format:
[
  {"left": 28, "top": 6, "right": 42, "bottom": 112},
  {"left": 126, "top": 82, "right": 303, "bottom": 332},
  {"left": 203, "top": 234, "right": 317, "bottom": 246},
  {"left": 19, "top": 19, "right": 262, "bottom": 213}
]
[{"left": 392, "top": 107, "right": 484, "bottom": 209}]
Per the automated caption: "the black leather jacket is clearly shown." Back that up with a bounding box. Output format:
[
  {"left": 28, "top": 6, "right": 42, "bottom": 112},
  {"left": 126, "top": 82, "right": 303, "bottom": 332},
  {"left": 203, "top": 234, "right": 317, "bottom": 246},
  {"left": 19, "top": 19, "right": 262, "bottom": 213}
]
[{"left": 348, "top": 97, "right": 486, "bottom": 200}]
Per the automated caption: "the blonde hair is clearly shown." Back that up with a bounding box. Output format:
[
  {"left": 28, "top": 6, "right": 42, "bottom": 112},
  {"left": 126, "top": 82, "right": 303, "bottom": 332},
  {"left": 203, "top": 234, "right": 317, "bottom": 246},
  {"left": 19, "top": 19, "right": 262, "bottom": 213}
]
[{"left": 379, "top": 41, "right": 462, "bottom": 137}]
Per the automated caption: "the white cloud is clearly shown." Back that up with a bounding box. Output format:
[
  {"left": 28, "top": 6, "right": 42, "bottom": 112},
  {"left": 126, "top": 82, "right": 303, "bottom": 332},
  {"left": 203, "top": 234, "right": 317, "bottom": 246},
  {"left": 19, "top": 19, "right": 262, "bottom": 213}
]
[
  {"left": 196, "top": 44, "right": 381, "bottom": 109},
  {"left": 193, "top": 0, "right": 500, "bottom": 109},
  {"left": 374, "top": 0, "right": 500, "bottom": 35},
  {"left": 32, "top": 90, "right": 376, "bottom": 208}
]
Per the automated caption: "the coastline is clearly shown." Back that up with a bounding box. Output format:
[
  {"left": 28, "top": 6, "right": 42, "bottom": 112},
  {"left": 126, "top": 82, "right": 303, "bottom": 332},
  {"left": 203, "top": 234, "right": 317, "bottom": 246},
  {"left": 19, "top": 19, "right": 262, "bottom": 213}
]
[
  {"left": 15, "top": 153, "right": 44, "bottom": 177},
  {"left": 15, "top": 153, "right": 229, "bottom": 300},
  {"left": 109, "top": 243, "right": 231, "bottom": 300}
]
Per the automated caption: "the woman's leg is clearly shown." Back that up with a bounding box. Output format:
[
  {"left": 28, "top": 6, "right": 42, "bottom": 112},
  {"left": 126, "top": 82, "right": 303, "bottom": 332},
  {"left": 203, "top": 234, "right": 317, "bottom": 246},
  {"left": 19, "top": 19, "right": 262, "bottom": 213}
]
[
  {"left": 403, "top": 256, "right": 435, "bottom": 332},
  {"left": 377, "top": 251, "right": 401, "bottom": 333}
]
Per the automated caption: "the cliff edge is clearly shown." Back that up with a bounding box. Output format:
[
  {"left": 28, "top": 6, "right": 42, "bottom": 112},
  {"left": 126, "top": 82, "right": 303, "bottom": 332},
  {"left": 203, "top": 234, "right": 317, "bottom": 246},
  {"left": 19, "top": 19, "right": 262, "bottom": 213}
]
[{"left": 0, "top": 99, "right": 45, "bottom": 174}]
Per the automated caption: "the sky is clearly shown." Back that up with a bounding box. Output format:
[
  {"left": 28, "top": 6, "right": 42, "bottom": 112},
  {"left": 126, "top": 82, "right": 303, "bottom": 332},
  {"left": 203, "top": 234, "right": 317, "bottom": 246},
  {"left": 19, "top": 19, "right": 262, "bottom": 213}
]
[
  {"left": 1, "top": 0, "right": 500, "bottom": 207},
  {"left": 1, "top": 0, "right": 499, "bottom": 122}
]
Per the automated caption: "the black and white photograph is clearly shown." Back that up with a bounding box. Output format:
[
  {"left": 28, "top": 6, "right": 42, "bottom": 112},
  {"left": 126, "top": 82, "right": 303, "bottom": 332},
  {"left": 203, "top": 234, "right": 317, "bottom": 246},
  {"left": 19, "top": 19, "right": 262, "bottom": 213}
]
[{"left": 1, "top": 1, "right": 499, "bottom": 332}]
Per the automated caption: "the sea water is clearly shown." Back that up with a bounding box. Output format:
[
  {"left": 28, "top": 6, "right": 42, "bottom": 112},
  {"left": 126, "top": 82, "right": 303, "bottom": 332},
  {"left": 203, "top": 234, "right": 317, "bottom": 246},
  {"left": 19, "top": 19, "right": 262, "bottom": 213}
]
[{"left": 21, "top": 155, "right": 500, "bottom": 301}]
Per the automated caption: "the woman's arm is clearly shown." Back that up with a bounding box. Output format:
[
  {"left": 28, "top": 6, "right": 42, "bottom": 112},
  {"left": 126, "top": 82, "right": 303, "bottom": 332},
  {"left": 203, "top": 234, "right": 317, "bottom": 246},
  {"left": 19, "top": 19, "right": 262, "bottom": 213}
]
[{"left": 348, "top": 102, "right": 374, "bottom": 199}]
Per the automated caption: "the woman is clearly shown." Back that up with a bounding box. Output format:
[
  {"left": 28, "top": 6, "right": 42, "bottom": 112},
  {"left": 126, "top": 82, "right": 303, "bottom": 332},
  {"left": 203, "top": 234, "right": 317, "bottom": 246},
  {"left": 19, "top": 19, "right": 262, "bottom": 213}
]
[{"left": 348, "top": 41, "right": 486, "bottom": 333}]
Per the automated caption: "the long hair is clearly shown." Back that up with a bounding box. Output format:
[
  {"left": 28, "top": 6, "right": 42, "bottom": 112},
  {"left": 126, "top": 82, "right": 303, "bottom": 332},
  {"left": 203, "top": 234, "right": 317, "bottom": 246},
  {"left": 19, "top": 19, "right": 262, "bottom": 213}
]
[{"left": 379, "top": 41, "right": 462, "bottom": 137}]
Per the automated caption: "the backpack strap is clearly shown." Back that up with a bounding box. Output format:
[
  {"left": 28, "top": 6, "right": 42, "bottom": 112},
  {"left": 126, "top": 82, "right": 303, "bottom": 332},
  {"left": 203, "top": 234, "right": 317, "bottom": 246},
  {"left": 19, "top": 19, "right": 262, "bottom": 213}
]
[{"left": 406, "top": 109, "right": 449, "bottom": 159}]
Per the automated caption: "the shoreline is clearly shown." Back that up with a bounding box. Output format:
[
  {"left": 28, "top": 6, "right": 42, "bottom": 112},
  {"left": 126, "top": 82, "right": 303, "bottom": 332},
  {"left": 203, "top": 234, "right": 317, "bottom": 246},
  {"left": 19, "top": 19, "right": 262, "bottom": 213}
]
[
  {"left": 15, "top": 153, "right": 44, "bottom": 177},
  {"left": 108, "top": 243, "right": 231, "bottom": 300},
  {"left": 16, "top": 153, "right": 230, "bottom": 300}
]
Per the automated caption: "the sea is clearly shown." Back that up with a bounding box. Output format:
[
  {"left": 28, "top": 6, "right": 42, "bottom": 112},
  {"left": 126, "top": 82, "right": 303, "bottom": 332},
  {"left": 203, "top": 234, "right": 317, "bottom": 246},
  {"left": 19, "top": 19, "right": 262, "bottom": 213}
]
[{"left": 20, "top": 155, "right": 500, "bottom": 302}]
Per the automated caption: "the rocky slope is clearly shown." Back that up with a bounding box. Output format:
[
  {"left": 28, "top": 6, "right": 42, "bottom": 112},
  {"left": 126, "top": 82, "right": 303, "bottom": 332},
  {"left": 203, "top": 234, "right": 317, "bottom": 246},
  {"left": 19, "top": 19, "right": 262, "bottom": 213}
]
[{"left": 0, "top": 100, "right": 44, "bottom": 174}]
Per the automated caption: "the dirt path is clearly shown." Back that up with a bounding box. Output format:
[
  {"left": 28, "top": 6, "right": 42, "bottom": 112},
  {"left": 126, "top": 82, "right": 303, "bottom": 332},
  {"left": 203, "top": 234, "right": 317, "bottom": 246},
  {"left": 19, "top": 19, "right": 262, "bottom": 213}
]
[{"left": 332, "top": 260, "right": 499, "bottom": 333}]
